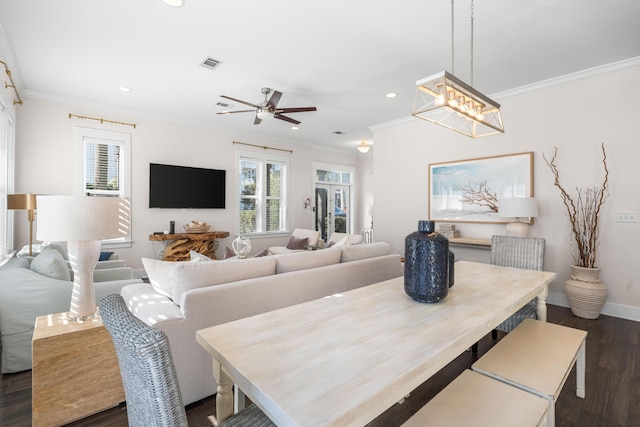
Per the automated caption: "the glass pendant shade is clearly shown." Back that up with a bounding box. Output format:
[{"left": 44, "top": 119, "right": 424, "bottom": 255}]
[{"left": 412, "top": 71, "right": 504, "bottom": 138}]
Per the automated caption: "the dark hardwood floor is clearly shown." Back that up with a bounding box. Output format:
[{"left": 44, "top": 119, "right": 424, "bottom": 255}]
[{"left": 1, "top": 304, "right": 639, "bottom": 426}]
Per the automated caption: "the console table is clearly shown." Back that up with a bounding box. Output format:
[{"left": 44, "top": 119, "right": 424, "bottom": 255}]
[{"left": 149, "top": 231, "right": 230, "bottom": 261}]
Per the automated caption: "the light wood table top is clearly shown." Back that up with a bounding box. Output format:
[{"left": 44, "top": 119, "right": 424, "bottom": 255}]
[{"left": 196, "top": 261, "right": 555, "bottom": 427}]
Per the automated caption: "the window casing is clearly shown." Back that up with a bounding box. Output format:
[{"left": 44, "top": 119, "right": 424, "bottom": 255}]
[
  {"left": 237, "top": 151, "right": 288, "bottom": 235},
  {"left": 0, "top": 99, "right": 15, "bottom": 255},
  {"left": 76, "top": 127, "right": 132, "bottom": 247}
]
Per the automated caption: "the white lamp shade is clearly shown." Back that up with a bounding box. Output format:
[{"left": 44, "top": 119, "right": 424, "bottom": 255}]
[
  {"left": 36, "top": 196, "right": 129, "bottom": 242},
  {"left": 498, "top": 197, "right": 538, "bottom": 219}
]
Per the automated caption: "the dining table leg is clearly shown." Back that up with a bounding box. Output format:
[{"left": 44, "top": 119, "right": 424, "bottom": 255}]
[{"left": 213, "top": 360, "right": 234, "bottom": 423}]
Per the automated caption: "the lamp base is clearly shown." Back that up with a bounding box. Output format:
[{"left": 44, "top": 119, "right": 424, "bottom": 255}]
[
  {"left": 506, "top": 221, "right": 530, "bottom": 237},
  {"left": 67, "top": 240, "right": 101, "bottom": 321}
]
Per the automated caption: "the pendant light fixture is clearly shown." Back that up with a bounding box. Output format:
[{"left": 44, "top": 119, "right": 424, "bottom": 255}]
[{"left": 412, "top": 0, "right": 504, "bottom": 138}]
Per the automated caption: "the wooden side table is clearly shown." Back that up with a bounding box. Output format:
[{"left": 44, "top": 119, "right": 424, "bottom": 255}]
[
  {"left": 149, "top": 231, "right": 230, "bottom": 261},
  {"left": 32, "top": 312, "right": 125, "bottom": 427}
]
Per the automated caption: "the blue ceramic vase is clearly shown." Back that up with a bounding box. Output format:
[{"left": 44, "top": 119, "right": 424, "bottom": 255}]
[{"left": 404, "top": 220, "right": 455, "bottom": 303}]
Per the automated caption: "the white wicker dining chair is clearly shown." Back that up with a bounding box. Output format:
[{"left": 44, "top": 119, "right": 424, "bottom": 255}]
[
  {"left": 491, "top": 235, "right": 546, "bottom": 334},
  {"left": 99, "top": 294, "right": 274, "bottom": 427}
]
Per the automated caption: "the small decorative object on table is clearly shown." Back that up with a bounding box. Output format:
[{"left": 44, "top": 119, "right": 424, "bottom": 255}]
[
  {"left": 232, "top": 235, "right": 251, "bottom": 259},
  {"left": 404, "top": 220, "right": 455, "bottom": 303},
  {"left": 438, "top": 223, "right": 460, "bottom": 239},
  {"left": 184, "top": 221, "right": 211, "bottom": 233}
]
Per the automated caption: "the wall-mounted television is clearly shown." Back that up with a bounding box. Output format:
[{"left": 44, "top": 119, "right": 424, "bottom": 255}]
[{"left": 149, "top": 163, "right": 226, "bottom": 209}]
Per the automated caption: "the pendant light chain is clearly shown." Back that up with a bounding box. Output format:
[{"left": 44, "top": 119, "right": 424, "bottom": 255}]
[
  {"left": 451, "top": 0, "right": 455, "bottom": 75},
  {"left": 470, "top": 0, "right": 475, "bottom": 86}
]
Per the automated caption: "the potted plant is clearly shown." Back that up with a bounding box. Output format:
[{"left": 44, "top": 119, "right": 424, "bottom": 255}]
[{"left": 543, "top": 143, "right": 609, "bottom": 319}]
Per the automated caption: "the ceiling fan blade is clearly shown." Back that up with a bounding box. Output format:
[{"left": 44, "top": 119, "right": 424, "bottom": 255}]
[
  {"left": 254, "top": 114, "right": 262, "bottom": 125},
  {"left": 266, "top": 91, "right": 282, "bottom": 109},
  {"left": 221, "top": 95, "right": 260, "bottom": 109},
  {"left": 216, "top": 109, "right": 255, "bottom": 115},
  {"left": 274, "top": 113, "right": 300, "bottom": 125},
  {"left": 275, "top": 107, "right": 317, "bottom": 113}
]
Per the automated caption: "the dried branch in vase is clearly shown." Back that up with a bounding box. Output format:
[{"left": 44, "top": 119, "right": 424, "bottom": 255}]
[{"left": 543, "top": 143, "right": 608, "bottom": 268}]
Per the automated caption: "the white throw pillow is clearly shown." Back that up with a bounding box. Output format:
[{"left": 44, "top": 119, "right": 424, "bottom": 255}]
[
  {"left": 30, "top": 249, "right": 71, "bottom": 281},
  {"left": 190, "top": 250, "right": 213, "bottom": 261},
  {"left": 142, "top": 258, "right": 183, "bottom": 299}
]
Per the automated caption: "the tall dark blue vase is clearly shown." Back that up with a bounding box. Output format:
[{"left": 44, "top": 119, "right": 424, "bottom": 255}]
[{"left": 404, "top": 220, "right": 454, "bottom": 303}]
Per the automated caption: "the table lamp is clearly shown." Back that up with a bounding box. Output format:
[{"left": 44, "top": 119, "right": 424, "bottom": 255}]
[
  {"left": 498, "top": 197, "right": 538, "bottom": 237},
  {"left": 7, "top": 193, "right": 37, "bottom": 256},
  {"left": 36, "top": 196, "right": 128, "bottom": 320}
]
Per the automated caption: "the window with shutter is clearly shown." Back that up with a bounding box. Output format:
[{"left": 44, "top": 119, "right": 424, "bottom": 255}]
[{"left": 76, "top": 127, "right": 132, "bottom": 246}]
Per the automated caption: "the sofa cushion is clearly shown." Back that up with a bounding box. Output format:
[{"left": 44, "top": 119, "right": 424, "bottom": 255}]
[
  {"left": 328, "top": 232, "right": 364, "bottom": 247},
  {"left": 171, "top": 256, "right": 277, "bottom": 304},
  {"left": 29, "top": 250, "right": 71, "bottom": 281},
  {"left": 286, "top": 235, "right": 309, "bottom": 250},
  {"left": 254, "top": 249, "right": 269, "bottom": 257},
  {"left": 274, "top": 247, "right": 341, "bottom": 274},
  {"left": 340, "top": 242, "right": 390, "bottom": 263},
  {"left": 142, "top": 258, "right": 179, "bottom": 299}
]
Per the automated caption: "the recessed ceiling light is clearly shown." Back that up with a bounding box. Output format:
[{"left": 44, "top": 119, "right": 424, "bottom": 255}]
[
  {"left": 386, "top": 92, "right": 398, "bottom": 98},
  {"left": 117, "top": 86, "right": 131, "bottom": 92},
  {"left": 163, "top": 0, "right": 184, "bottom": 7},
  {"left": 291, "top": 126, "right": 299, "bottom": 130}
]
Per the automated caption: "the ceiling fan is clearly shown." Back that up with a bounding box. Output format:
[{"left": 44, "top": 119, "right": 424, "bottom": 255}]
[{"left": 218, "top": 87, "right": 317, "bottom": 125}]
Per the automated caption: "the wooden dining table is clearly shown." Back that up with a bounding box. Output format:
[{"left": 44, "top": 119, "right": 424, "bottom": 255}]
[{"left": 196, "top": 261, "right": 555, "bottom": 426}]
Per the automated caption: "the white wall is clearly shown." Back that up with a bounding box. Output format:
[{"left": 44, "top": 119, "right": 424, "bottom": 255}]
[
  {"left": 13, "top": 97, "right": 358, "bottom": 269},
  {"left": 372, "top": 61, "right": 640, "bottom": 320}
]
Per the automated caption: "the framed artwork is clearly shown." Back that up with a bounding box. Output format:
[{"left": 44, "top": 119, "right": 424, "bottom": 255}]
[{"left": 429, "top": 152, "right": 533, "bottom": 224}]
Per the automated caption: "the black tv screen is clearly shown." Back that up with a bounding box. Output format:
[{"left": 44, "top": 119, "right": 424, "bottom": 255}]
[{"left": 149, "top": 163, "right": 226, "bottom": 209}]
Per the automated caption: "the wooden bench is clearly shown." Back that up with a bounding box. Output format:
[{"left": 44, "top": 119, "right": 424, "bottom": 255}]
[
  {"left": 401, "top": 370, "right": 548, "bottom": 426},
  {"left": 472, "top": 318, "right": 587, "bottom": 427}
]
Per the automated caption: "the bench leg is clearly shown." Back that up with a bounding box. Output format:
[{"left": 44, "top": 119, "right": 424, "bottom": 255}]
[{"left": 576, "top": 340, "right": 586, "bottom": 398}]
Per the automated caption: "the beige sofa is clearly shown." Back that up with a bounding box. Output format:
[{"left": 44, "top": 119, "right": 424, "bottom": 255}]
[{"left": 121, "top": 242, "right": 402, "bottom": 405}]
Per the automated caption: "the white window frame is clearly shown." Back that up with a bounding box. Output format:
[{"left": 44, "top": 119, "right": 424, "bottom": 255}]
[
  {"left": 75, "top": 127, "right": 132, "bottom": 248},
  {"left": 236, "top": 149, "right": 289, "bottom": 237},
  {"left": 0, "top": 98, "right": 15, "bottom": 255}
]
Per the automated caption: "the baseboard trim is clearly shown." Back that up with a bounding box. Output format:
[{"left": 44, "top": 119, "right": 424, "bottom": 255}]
[{"left": 548, "top": 291, "right": 640, "bottom": 322}]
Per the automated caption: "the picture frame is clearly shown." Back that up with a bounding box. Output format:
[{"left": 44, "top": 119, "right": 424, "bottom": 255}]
[{"left": 429, "top": 152, "right": 533, "bottom": 224}]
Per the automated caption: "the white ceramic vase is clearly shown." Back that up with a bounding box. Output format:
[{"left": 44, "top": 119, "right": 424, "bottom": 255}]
[{"left": 564, "top": 265, "right": 607, "bottom": 319}]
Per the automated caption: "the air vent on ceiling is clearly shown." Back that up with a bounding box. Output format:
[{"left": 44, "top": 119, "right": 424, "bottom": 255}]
[
  {"left": 333, "top": 131, "right": 346, "bottom": 135},
  {"left": 200, "top": 57, "right": 224, "bottom": 70},
  {"left": 216, "top": 101, "right": 233, "bottom": 108}
]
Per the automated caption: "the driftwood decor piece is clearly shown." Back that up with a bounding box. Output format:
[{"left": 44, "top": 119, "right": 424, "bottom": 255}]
[{"left": 148, "top": 231, "right": 230, "bottom": 261}]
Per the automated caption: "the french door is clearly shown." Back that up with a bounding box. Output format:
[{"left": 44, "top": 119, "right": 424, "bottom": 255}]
[{"left": 315, "top": 184, "right": 350, "bottom": 241}]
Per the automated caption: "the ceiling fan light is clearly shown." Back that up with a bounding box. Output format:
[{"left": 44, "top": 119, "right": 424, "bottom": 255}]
[{"left": 256, "top": 110, "right": 273, "bottom": 120}]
